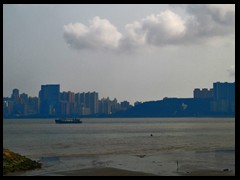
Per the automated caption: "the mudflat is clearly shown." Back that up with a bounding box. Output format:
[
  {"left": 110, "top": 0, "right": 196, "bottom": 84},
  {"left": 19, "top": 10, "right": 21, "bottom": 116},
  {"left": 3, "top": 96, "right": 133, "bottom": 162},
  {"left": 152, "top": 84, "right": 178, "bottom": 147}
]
[{"left": 56, "top": 167, "right": 155, "bottom": 176}]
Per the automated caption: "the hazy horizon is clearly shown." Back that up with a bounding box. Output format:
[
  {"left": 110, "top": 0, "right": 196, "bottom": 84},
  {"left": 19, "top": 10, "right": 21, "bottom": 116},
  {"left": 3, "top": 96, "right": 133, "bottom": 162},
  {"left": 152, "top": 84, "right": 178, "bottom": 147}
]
[{"left": 3, "top": 4, "right": 235, "bottom": 104}]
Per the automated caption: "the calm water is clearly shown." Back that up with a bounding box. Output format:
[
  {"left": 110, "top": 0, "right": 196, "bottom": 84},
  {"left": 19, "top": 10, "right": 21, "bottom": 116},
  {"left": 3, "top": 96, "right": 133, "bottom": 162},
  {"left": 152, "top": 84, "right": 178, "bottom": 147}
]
[{"left": 3, "top": 118, "right": 235, "bottom": 175}]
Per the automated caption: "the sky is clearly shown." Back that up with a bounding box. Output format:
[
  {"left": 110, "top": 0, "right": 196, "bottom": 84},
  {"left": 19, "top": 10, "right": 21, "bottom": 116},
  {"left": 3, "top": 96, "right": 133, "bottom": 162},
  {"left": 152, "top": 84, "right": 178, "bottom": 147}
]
[{"left": 3, "top": 4, "right": 235, "bottom": 104}]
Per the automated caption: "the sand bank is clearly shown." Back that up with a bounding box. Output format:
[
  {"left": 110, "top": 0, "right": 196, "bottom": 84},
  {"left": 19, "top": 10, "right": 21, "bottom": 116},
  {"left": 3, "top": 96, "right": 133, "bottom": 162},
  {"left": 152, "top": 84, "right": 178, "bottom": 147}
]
[
  {"left": 46, "top": 167, "right": 234, "bottom": 176},
  {"left": 50, "top": 167, "right": 155, "bottom": 176}
]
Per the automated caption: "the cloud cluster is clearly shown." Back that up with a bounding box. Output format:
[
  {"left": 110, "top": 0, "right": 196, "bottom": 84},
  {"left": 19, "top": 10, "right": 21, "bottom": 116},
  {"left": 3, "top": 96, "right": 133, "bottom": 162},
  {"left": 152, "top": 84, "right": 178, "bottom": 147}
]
[
  {"left": 124, "top": 10, "right": 186, "bottom": 46},
  {"left": 184, "top": 4, "right": 235, "bottom": 39},
  {"left": 63, "top": 16, "right": 122, "bottom": 50},
  {"left": 63, "top": 4, "right": 235, "bottom": 51}
]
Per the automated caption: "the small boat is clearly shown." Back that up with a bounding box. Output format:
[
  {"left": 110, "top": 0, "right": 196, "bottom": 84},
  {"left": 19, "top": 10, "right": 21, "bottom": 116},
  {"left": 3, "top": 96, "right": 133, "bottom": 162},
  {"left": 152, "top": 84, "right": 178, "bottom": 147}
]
[{"left": 55, "top": 118, "right": 82, "bottom": 124}]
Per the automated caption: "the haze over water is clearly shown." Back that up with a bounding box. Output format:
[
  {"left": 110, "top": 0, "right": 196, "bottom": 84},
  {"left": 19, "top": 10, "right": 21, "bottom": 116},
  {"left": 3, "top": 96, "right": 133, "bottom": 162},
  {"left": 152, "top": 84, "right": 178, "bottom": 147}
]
[{"left": 3, "top": 118, "right": 235, "bottom": 176}]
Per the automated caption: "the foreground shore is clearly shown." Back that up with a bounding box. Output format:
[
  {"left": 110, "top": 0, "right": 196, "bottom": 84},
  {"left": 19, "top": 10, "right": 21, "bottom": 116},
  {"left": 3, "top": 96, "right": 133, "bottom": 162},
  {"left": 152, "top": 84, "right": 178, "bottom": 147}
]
[
  {"left": 57, "top": 167, "right": 155, "bottom": 176},
  {"left": 6, "top": 151, "right": 234, "bottom": 176},
  {"left": 3, "top": 148, "right": 41, "bottom": 175},
  {"left": 38, "top": 167, "right": 234, "bottom": 176}
]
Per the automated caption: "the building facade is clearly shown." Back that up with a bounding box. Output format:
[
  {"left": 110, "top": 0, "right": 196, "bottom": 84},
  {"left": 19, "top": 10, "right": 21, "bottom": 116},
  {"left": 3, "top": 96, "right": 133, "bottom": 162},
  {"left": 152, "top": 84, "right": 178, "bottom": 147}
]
[
  {"left": 193, "top": 88, "right": 213, "bottom": 99},
  {"left": 212, "top": 82, "right": 235, "bottom": 113},
  {"left": 39, "top": 84, "right": 60, "bottom": 116}
]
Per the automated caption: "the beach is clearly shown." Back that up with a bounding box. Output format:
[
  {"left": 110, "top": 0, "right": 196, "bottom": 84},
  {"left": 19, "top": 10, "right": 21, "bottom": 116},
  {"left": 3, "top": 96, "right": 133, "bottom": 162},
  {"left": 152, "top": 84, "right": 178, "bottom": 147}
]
[
  {"left": 41, "top": 167, "right": 233, "bottom": 176},
  {"left": 56, "top": 167, "right": 155, "bottom": 176},
  {"left": 11, "top": 150, "right": 234, "bottom": 176},
  {"left": 8, "top": 163, "right": 234, "bottom": 176}
]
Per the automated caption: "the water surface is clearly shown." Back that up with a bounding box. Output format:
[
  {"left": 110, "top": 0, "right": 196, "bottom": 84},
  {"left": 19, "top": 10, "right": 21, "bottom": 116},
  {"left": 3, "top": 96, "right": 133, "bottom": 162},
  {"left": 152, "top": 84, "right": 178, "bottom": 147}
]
[{"left": 3, "top": 118, "right": 235, "bottom": 175}]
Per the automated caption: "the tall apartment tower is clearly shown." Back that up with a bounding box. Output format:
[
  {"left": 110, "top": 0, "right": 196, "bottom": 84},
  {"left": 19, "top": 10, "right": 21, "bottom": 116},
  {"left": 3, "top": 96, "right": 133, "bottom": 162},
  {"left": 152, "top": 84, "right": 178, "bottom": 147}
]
[
  {"left": 90, "top": 92, "right": 99, "bottom": 114},
  {"left": 213, "top": 82, "right": 235, "bottom": 101},
  {"left": 212, "top": 82, "right": 235, "bottom": 113},
  {"left": 84, "top": 92, "right": 99, "bottom": 114},
  {"left": 39, "top": 84, "right": 60, "bottom": 116},
  {"left": 11, "top": 88, "right": 20, "bottom": 103}
]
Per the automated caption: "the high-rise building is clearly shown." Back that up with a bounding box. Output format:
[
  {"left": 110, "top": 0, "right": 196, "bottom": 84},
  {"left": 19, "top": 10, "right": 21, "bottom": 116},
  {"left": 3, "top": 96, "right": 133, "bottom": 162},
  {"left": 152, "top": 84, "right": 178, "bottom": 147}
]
[
  {"left": 60, "top": 91, "right": 68, "bottom": 101},
  {"left": 85, "top": 92, "right": 91, "bottom": 110},
  {"left": 74, "top": 93, "right": 81, "bottom": 115},
  {"left": 19, "top": 93, "right": 28, "bottom": 115},
  {"left": 212, "top": 82, "right": 235, "bottom": 113},
  {"left": 99, "top": 98, "right": 111, "bottom": 114},
  {"left": 79, "top": 92, "right": 86, "bottom": 107},
  {"left": 60, "top": 91, "right": 77, "bottom": 116},
  {"left": 39, "top": 84, "right": 60, "bottom": 116},
  {"left": 213, "top": 82, "right": 235, "bottom": 101},
  {"left": 111, "top": 98, "right": 122, "bottom": 113},
  {"left": 83, "top": 92, "right": 99, "bottom": 114},
  {"left": 121, "top": 101, "right": 131, "bottom": 110},
  {"left": 66, "top": 91, "right": 75, "bottom": 103},
  {"left": 11, "top": 89, "right": 20, "bottom": 103},
  {"left": 10, "top": 88, "right": 25, "bottom": 115},
  {"left": 90, "top": 92, "right": 98, "bottom": 114},
  {"left": 27, "top": 97, "right": 39, "bottom": 115},
  {"left": 20, "top": 93, "right": 28, "bottom": 104},
  {"left": 75, "top": 93, "right": 80, "bottom": 104},
  {"left": 193, "top": 88, "right": 213, "bottom": 99}
]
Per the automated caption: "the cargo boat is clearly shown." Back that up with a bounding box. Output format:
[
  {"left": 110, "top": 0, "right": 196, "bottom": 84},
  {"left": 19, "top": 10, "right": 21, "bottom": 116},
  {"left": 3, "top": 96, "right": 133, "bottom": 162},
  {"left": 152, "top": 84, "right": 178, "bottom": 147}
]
[{"left": 55, "top": 118, "right": 82, "bottom": 124}]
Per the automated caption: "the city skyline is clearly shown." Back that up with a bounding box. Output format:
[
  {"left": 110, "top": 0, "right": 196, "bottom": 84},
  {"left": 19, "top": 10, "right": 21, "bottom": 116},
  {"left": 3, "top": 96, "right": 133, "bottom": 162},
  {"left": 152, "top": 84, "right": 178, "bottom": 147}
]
[
  {"left": 3, "top": 4, "right": 235, "bottom": 104},
  {"left": 4, "top": 84, "right": 133, "bottom": 104},
  {"left": 3, "top": 81, "right": 235, "bottom": 118},
  {"left": 3, "top": 80, "right": 235, "bottom": 105}
]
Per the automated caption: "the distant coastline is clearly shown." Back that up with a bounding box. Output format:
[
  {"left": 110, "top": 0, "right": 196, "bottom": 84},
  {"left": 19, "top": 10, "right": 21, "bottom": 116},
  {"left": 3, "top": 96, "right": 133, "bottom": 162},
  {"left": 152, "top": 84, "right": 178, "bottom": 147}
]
[
  {"left": 3, "top": 114, "right": 235, "bottom": 119},
  {"left": 4, "top": 82, "right": 235, "bottom": 119}
]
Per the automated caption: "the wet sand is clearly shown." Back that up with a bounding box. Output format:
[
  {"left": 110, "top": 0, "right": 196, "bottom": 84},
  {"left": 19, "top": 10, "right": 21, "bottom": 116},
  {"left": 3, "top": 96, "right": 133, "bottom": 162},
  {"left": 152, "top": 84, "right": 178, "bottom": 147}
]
[
  {"left": 181, "top": 169, "right": 234, "bottom": 176},
  {"left": 10, "top": 151, "right": 234, "bottom": 176},
  {"left": 48, "top": 167, "right": 234, "bottom": 176},
  {"left": 57, "top": 167, "right": 155, "bottom": 176}
]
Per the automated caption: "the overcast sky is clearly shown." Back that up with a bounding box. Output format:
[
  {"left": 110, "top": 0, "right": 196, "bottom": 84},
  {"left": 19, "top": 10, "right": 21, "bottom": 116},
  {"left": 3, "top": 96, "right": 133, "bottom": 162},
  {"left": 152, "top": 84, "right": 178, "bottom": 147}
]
[{"left": 3, "top": 4, "right": 235, "bottom": 104}]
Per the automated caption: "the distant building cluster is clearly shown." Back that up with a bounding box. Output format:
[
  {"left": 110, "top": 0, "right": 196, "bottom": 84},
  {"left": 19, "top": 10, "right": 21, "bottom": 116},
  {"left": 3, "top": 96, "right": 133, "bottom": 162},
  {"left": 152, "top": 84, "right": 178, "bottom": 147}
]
[
  {"left": 119, "top": 82, "right": 235, "bottom": 117},
  {"left": 3, "top": 82, "right": 234, "bottom": 118},
  {"left": 3, "top": 84, "right": 132, "bottom": 118},
  {"left": 193, "top": 82, "right": 235, "bottom": 114},
  {"left": 3, "top": 89, "right": 39, "bottom": 117}
]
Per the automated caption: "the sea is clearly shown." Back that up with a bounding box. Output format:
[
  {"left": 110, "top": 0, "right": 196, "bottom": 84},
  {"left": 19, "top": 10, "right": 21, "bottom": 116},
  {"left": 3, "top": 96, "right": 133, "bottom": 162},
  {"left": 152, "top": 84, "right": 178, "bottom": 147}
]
[{"left": 3, "top": 118, "right": 235, "bottom": 176}]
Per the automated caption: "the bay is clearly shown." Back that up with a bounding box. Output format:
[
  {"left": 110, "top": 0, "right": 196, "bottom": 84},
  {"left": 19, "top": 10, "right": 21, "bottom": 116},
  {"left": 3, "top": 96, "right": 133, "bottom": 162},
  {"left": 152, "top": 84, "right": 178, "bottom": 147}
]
[{"left": 3, "top": 118, "right": 235, "bottom": 176}]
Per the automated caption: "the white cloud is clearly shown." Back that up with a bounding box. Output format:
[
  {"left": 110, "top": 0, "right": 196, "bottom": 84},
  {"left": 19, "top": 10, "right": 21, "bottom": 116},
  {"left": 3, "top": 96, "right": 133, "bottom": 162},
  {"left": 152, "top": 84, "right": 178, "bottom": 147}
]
[
  {"left": 63, "top": 5, "right": 235, "bottom": 52},
  {"left": 124, "top": 10, "right": 186, "bottom": 46},
  {"left": 63, "top": 16, "right": 122, "bottom": 50}
]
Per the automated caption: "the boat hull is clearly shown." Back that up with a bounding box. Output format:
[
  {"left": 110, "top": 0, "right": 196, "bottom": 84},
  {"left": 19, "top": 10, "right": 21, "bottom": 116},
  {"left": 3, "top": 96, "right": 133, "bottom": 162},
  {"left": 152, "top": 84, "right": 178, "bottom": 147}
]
[{"left": 55, "top": 119, "right": 82, "bottom": 124}]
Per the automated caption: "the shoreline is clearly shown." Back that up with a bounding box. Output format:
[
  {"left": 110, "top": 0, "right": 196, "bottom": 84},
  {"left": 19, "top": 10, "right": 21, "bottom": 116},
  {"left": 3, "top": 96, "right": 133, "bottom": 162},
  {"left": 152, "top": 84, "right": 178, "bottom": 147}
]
[
  {"left": 50, "top": 167, "right": 234, "bottom": 176},
  {"left": 3, "top": 116, "right": 235, "bottom": 119},
  {"left": 56, "top": 167, "right": 155, "bottom": 176},
  {"left": 31, "top": 167, "right": 234, "bottom": 176},
  {"left": 11, "top": 166, "right": 234, "bottom": 176},
  {"left": 11, "top": 151, "right": 235, "bottom": 176}
]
